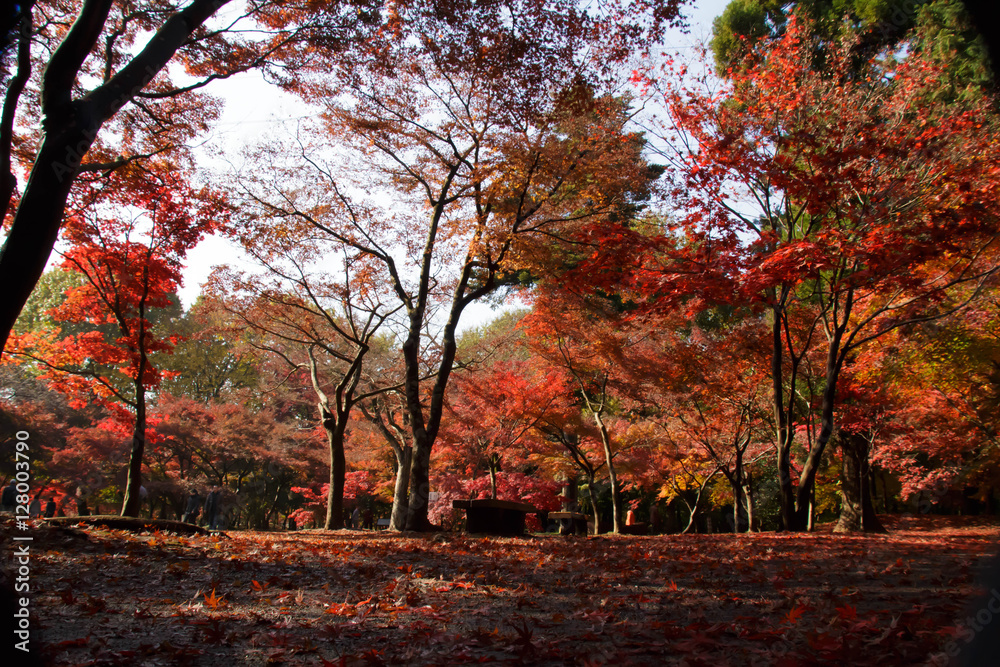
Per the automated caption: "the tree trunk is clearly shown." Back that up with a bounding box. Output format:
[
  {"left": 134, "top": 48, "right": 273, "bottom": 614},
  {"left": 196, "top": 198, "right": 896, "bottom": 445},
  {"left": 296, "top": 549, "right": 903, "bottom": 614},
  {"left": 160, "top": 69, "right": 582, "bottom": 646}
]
[
  {"left": 681, "top": 498, "right": 698, "bottom": 534},
  {"left": 0, "top": 128, "right": 95, "bottom": 355},
  {"left": 807, "top": 482, "right": 815, "bottom": 531},
  {"left": 405, "top": 434, "right": 434, "bottom": 531},
  {"left": 744, "top": 473, "right": 755, "bottom": 532},
  {"left": 586, "top": 473, "right": 600, "bottom": 535},
  {"left": 120, "top": 379, "right": 145, "bottom": 517},
  {"left": 731, "top": 448, "right": 749, "bottom": 532},
  {"left": 487, "top": 453, "right": 501, "bottom": 500},
  {"left": 322, "top": 407, "right": 347, "bottom": 530},
  {"left": 592, "top": 412, "right": 621, "bottom": 534},
  {"left": 390, "top": 444, "right": 411, "bottom": 531},
  {"left": 834, "top": 433, "right": 887, "bottom": 533},
  {"left": 771, "top": 304, "right": 798, "bottom": 532},
  {"left": 732, "top": 484, "right": 748, "bottom": 533}
]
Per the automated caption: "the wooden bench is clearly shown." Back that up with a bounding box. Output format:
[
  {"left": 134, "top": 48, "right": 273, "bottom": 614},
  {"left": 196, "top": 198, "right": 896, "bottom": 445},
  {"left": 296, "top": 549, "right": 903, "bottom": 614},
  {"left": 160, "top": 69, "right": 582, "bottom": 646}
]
[
  {"left": 452, "top": 499, "right": 537, "bottom": 536},
  {"left": 548, "top": 511, "right": 588, "bottom": 535},
  {"left": 376, "top": 518, "right": 390, "bottom": 529}
]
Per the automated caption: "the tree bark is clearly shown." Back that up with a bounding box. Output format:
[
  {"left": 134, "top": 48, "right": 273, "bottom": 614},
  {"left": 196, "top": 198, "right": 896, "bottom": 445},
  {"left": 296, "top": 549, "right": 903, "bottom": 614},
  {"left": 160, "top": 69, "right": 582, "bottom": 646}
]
[
  {"left": 592, "top": 412, "right": 621, "bottom": 534},
  {"left": 834, "top": 433, "right": 887, "bottom": 533},
  {"left": 729, "top": 447, "right": 750, "bottom": 532},
  {"left": 0, "top": 2, "right": 32, "bottom": 225},
  {"left": 120, "top": 377, "right": 146, "bottom": 517},
  {"left": 390, "top": 444, "right": 411, "bottom": 531},
  {"left": 771, "top": 305, "right": 798, "bottom": 531},
  {"left": 405, "top": 435, "right": 434, "bottom": 531},
  {"left": 322, "top": 407, "right": 347, "bottom": 530},
  {"left": 586, "top": 472, "right": 600, "bottom": 535}
]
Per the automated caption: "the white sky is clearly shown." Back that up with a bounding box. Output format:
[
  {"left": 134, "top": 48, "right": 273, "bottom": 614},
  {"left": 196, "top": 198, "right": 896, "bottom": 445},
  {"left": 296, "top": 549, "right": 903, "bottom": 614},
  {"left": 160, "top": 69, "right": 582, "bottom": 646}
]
[{"left": 177, "top": 0, "right": 732, "bottom": 327}]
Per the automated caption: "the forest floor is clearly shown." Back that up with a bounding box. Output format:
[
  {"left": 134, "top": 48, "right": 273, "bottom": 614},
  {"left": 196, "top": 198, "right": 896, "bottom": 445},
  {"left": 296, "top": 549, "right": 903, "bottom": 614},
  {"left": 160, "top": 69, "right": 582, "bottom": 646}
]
[{"left": 3, "top": 514, "right": 999, "bottom": 666}]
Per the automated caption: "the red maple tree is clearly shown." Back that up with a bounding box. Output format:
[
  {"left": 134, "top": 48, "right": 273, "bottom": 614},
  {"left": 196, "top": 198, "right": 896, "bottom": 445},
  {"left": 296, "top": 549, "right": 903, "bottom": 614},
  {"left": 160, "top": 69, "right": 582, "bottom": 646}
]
[{"left": 7, "top": 165, "right": 222, "bottom": 516}]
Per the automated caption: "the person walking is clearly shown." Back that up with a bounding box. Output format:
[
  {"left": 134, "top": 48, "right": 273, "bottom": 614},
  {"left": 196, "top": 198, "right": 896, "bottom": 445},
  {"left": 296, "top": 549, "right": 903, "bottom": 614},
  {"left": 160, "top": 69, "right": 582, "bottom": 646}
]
[
  {"left": 203, "top": 485, "right": 222, "bottom": 530},
  {"left": 75, "top": 487, "right": 89, "bottom": 516},
  {"left": 182, "top": 488, "right": 201, "bottom": 524}
]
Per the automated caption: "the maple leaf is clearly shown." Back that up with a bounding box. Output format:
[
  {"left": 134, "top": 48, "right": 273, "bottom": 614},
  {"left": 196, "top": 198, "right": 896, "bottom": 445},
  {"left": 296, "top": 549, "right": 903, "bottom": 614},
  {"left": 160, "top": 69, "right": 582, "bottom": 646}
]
[
  {"left": 835, "top": 605, "right": 857, "bottom": 622},
  {"left": 202, "top": 619, "right": 228, "bottom": 644},
  {"left": 508, "top": 618, "right": 537, "bottom": 658},
  {"left": 783, "top": 604, "right": 808, "bottom": 625},
  {"left": 203, "top": 588, "right": 225, "bottom": 610}
]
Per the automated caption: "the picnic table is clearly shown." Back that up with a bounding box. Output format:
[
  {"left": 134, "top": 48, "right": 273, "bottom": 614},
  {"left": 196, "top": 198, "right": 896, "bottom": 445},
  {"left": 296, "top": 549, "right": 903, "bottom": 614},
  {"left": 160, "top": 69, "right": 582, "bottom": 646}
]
[{"left": 452, "top": 498, "right": 537, "bottom": 536}]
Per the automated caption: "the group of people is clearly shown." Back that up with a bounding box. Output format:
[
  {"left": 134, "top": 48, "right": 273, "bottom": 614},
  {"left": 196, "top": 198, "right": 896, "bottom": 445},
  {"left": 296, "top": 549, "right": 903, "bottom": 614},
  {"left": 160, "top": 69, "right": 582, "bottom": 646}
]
[
  {"left": 183, "top": 485, "right": 224, "bottom": 530},
  {"left": 2, "top": 480, "right": 225, "bottom": 527},
  {"left": 1, "top": 481, "right": 58, "bottom": 518},
  {"left": 348, "top": 505, "right": 374, "bottom": 529}
]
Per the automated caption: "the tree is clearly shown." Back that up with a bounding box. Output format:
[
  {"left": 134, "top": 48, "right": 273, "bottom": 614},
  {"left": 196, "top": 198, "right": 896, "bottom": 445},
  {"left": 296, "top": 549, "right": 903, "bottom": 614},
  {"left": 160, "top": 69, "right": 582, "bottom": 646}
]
[
  {"left": 211, "top": 243, "right": 400, "bottom": 529},
  {"left": 6, "top": 164, "right": 219, "bottom": 516},
  {"left": 864, "top": 288, "right": 1000, "bottom": 509},
  {"left": 2, "top": 0, "right": 665, "bottom": 358},
  {"left": 623, "top": 318, "right": 774, "bottom": 532},
  {"left": 236, "top": 19, "right": 672, "bottom": 530},
  {"left": 632, "top": 16, "right": 1000, "bottom": 530},
  {"left": 159, "top": 297, "right": 260, "bottom": 402},
  {"left": 150, "top": 392, "right": 322, "bottom": 528},
  {"left": 0, "top": 0, "right": 244, "bottom": 353},
  {"left": 358, "top": 389, "right": 414, "bottom": 531},
  {"left": 437, "top": 358, "right": 569, "bottom": 501},
  {"left": 522, "top": 287, "right": 647, "bottom": 533},
  {"left": 711, "top": 0, "right": 992, "bottom": 92}
]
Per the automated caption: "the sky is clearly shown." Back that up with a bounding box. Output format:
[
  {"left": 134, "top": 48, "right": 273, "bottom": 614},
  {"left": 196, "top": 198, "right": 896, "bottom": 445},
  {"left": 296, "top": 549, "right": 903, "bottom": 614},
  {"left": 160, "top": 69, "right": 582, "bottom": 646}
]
[{"left": 177, "top": 0, "right": 734, "bottom": 326}]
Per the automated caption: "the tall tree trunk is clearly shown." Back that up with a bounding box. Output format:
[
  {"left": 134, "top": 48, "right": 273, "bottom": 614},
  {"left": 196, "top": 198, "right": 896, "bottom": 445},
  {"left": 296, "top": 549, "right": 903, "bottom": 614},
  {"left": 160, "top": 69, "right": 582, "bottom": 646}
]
[
  {"left": 731, "top": 448, "right": 749, "bottom": 532},
  {"left": 772, "top": 306, "right": 797, "bottom": 531},
  {"left": 789, "top": 319, "right": 849, "bottom": 531},
  {"left": 744, "top": 473, "right": 755, "bottom": 532},
  {"left": 322, "top": 407, "right": 347, "bottom": 530},
  {"left": 0, "top": 2, "right": 33, "bottom": 226},
  {"left": 834, "top": 433, "right": 886, "bottom": 533},
  {"left": 593, "top": 413, "right": 621, "bottom": 534},
  {"left": 405, "top": 434, "right": 434, "bottom": 531},
  {"left": 120, "top": 378, "right": 145, "bottom": 517},
  {"left": 401, "top": 317, "right": 435, "bottom": 531},
  {"left": 586, "top": 472, "right": 600, "bottom": 535},
  {"left": 390, "top": 444, "right": 411, "bottom": 531},
  {"left": 0, "top": 129, "right": 95, "bottom": 355}
]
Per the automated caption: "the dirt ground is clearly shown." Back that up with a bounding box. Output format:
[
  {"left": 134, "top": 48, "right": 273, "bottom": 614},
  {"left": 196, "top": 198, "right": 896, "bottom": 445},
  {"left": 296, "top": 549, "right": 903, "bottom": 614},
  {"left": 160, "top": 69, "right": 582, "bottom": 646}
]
[{"left": 3, "top": 514, "right": 998, "bottom": 666}]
